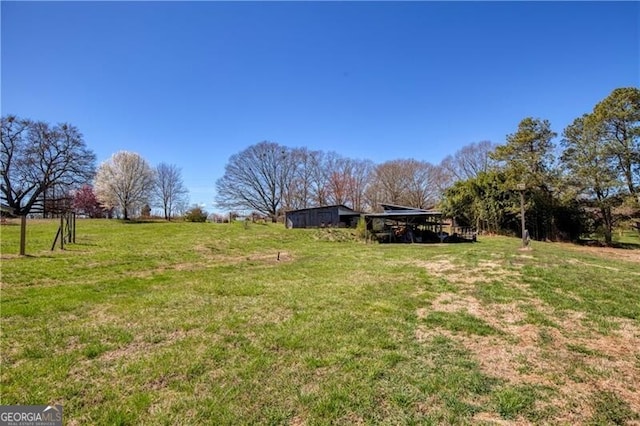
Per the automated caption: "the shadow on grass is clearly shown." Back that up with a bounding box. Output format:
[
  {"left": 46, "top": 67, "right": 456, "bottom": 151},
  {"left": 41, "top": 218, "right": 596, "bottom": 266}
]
[
  {"left": 118, "top": 219, "right": 169, "bottom": 225},
  {"left": 1, "top": 253, "right": 57, "bottom": 260}
]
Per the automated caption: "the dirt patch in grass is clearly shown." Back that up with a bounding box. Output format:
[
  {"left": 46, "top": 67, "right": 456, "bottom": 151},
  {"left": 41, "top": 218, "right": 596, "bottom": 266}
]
[
  {"left": 99, "top": 329, "right": 193, "bottom": 362},
  {"left": 289, "top": 415, "right": 307, "bottom": 426},
  {"left": 473, "top": 411, "right": 525, "bottom": 425},
  {"left": 414, "top": 395, "right": 444, "bottom": 417},
  {"left": 416, "top": 292, "right": 640, "bottom": 423},
  {"left": 0, "top": 253, "right": 23, "bottom": 260},
  {"left": 337, "top": 413, "right": 366, "bottom": 425}
]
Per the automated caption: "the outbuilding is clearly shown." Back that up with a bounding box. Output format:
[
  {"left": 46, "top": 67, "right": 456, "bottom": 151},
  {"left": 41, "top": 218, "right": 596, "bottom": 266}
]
[
  {"left": 285, "top": 205, "right": 362, "bottom": 228},
  {"left": 363, "top": 203, "right": 476, "bottom": 243}
]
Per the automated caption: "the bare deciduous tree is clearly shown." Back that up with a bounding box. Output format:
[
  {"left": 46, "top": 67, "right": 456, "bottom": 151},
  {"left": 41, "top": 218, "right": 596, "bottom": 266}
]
[
  {"left": 1, "top": 115, "right": 96, "bottom": 254},
  {"left": 324, "top": 155, "right": 373, "bottom": 211},
  {"left": 283, "top": 147, "right": 320, "bottom": 211},
  {"left": 325, "top": 152, "right": 351, "bottom": 206},
  {"left": 366, "top": 159, "right": 438, "bottom": 210},
  {"left": 346, "top": 158, "right": 373, "bottom": 212},
  {"left": 309, "top": 150, "right": 330, "bottom": 207},
  {"left": 153, "top": 163, "right": 189, "bottom": 220},
  {"left": 94, "top": 151, "right": 155, "bottom": 220},
  {"left": 440, "top": 140, "right": 496, "bottom": 183},
  {"left": 215, "top": 141, "right": 294, "bottom": 222},
  {"left": 1, "top": 115, "right": 96, "bottom": 216},
  {"left": 367, "top": 160, "right": 410, "bottom": 208}
]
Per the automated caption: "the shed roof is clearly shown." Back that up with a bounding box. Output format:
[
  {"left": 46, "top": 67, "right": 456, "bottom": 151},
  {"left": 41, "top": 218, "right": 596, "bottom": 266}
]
[
  {"left": 365, "top": 203, "right": 442, "bottom": 219},
  {"left": 365, "top": 210, "right": 442, "bottom": 218},
  {"left": 285, "top": 205, "right": 361, "bottom": 215},
  {"left": 379, "top": 203, "right": 439, "bottom": 214}
]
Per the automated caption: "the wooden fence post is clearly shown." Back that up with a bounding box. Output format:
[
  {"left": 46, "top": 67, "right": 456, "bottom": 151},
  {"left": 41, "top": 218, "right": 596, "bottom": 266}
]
[
  {"left": 60, "top": 215, "right": 64, "bottom": 250},
  {"left": 19, "top": 215, "right": 27, "bottom": 256}
]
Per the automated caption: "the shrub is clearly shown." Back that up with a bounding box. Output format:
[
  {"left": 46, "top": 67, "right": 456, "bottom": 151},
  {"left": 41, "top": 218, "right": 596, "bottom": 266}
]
[{"left": 184, "top": 206, "right": 208, "bottom": 222}]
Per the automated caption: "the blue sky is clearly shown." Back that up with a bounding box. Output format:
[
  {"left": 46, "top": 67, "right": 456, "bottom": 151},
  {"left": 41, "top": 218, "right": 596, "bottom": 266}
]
[{"left": 2, "top": 1, "right": 638, "bottom": 209}]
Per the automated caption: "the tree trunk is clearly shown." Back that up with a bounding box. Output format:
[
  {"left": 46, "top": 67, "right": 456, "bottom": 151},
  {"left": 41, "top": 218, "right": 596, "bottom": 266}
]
[
  {"left": 601, "top": 205, "right": 613, "bottom": 244},
  {"left": 19, "top": 215, "right": 27, "bottom": 256},
  {"left": 624, "top": 167, "right": 636, "bottom": 196},
  {"left": 123, "top": 207, "right": 129, "bottom": 220}
]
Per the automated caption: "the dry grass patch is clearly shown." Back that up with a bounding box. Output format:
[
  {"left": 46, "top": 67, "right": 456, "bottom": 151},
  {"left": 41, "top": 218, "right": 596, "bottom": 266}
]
[
  {"left": 473, "top": 411, "right": 528, "bottom": 425},
  {"left": 424, "top": 292, "right": 527, "bottom": 327},
  {"left": 415, "top": 289, "right": 640, "bottom": 424},
  {"left": 249, "top": 307, "right": 294, "bottom": 326},
  {"left": 99, "top": 329, "right": 194, "bottom": 362},
  {"left": 401, "top": 255, "right": 523, "bottom": 287}
]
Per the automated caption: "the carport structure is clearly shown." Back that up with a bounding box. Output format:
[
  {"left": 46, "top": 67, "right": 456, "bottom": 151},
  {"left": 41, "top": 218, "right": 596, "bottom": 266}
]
[{"left": 364, "top": 204, "right": 444, "bottom": 243}]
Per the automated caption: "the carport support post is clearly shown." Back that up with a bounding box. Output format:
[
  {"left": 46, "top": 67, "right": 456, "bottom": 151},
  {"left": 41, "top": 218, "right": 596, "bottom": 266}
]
[
  {"left": 19, "top": 215, "right": 27, "bottom": 256},
  {"left": 363, "top": 216, "right": 368, "bottom": 243}
]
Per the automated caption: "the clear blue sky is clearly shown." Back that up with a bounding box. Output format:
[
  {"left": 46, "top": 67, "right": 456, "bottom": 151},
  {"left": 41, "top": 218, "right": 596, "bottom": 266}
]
[{"left": 2, "top": 1, "right": 638, "bottom": 209}]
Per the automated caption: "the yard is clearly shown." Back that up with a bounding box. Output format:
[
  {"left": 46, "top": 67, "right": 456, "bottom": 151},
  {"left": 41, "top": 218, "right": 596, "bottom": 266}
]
[{"left": 1, "top": 219, "right": 639, "bottom": 424}]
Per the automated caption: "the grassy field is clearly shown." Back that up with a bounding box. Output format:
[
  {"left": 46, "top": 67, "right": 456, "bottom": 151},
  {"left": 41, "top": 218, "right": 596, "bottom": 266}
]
[{"left": 1, "top": 219, "right": 639, "bottom": 425}]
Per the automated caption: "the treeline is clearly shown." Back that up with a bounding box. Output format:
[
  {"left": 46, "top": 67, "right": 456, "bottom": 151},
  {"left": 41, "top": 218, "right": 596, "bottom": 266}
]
[
  {"left": 216, "top": 87, "right": 639, "bottom": 242},
  {"left": 71, "top": 153, "right": 191, "bottom": 221},
  {"left": 72, "top": 158, "right": 190, "bottom": 221},
  {"left": 215, "top": 145, "right": 449, "bottom": 217},
  {"left": 0, "top": 116, "right": 190, "bottom": 221},
  {"left": 2, "top": 86, "right": 637, "bottom": 245},
  {"left": 445, "top": 87, "right": 639, "bottom": 243}
]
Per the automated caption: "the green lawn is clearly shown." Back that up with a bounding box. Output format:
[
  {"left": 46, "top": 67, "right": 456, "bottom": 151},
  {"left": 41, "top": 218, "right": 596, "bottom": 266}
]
[
  {"left": 1, "top": 219, "right": 639, "bottom": 425},
  {"left": 614, "top": 229, "right": 640, "bottom": 245}
]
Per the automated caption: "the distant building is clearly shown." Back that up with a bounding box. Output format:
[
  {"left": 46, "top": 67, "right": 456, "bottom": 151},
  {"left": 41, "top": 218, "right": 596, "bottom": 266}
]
[
  {"left": 363, "top": 203, "right": 475, "bottom": 243},
  {"left": 285, "top": 205, "right": 362, "bottom": 228}
]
